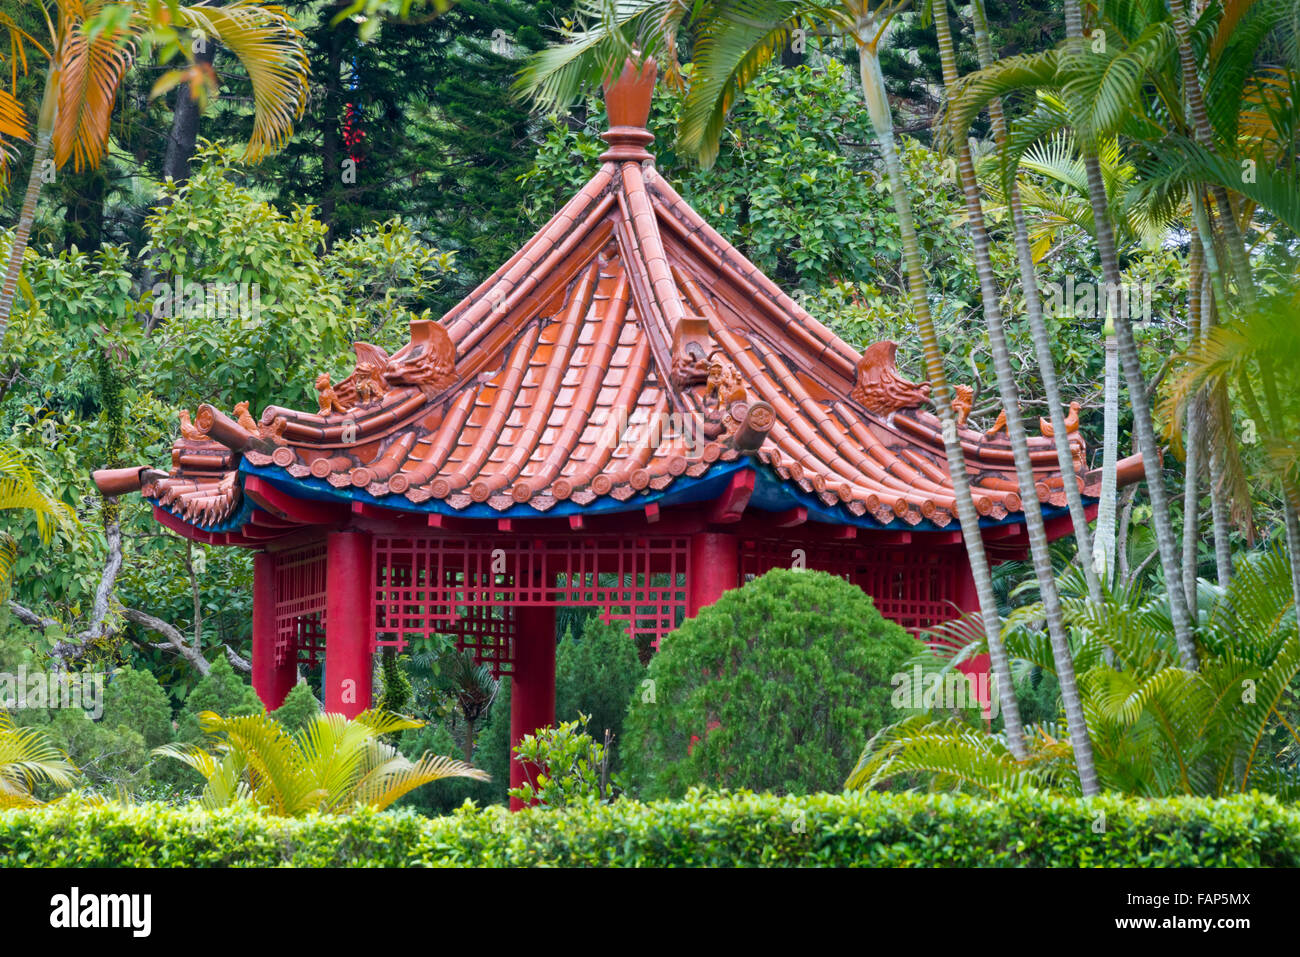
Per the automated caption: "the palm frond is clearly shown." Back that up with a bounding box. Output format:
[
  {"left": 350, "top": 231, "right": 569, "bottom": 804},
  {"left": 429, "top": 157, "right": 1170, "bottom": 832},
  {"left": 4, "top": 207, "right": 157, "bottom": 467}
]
[
  {"left": 172, "top": 1, "right": 309, "bottom": 162},
  {"left": 514, "top": 0, "right": 689, "bottom": 113},
  {"left": 53, "top": 6, "right": 138, "bottom": 171}
]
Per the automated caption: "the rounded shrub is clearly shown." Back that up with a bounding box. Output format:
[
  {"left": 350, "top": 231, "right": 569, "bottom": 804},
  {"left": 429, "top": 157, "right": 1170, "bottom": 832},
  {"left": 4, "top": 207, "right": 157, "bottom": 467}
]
[{"left": 623, "top": 568, "right": 921, "bottom": 798}]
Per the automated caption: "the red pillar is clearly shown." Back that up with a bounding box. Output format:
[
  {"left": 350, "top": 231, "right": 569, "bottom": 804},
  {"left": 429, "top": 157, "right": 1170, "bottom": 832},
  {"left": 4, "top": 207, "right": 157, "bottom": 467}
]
[
  {"left": 687, "top": 532, "right": 739, "bottom": 618},
  {"left": 952, "top": 553, "right": 993, "bottom": 719},
  {"left": 324, "top": 530, "right": 373, "bottom": 718},
  {"left": 509, "top": 604, "right": 556, "bottom": 811},
  {"left": 252, "top": 551, "right": 295, "bottom": 710}
]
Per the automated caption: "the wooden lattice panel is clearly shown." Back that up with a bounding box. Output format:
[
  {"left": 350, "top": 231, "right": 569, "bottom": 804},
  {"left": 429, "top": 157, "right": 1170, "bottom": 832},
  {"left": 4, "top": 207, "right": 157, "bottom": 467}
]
[
  {"left": 738, "top": 538, "right": 957, "bottom": 633},
  {"left": 273, "top": 541, "right": 328, "bottom": 666},
  {"left": 372, "top": 535, "right": 689, "bottom": 673}
]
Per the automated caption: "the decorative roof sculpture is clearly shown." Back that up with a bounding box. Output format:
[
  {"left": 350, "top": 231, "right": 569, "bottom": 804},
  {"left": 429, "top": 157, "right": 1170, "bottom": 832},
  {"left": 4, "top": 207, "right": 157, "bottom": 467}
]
[{"left": 95, "top": 56, "right": 1118, "bottom": 541}]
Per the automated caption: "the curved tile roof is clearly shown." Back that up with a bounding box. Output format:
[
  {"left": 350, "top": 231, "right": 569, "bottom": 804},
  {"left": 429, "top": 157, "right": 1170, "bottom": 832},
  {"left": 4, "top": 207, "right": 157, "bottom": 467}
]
[{"left": 95, "top": 57, "right": 1106, "bottom": 539}]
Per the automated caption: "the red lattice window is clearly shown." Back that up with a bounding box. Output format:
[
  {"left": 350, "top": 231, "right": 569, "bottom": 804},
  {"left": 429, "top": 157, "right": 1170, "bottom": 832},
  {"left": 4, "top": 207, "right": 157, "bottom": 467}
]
[
  {"left": 739, "top": 538, "right": 959, "bottom": 633},
  {"left": 373, "top": 535, "right": 689, "bottom": 674},
  {"left": 274, "top": 541, "right": 328, "bottom": 667}
]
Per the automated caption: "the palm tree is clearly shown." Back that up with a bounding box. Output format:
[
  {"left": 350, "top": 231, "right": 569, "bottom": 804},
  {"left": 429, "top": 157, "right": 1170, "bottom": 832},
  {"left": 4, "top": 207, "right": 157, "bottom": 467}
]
[
  {"left": 0, "top": 443, "right": 75, "bottom": 596},
  {"left": 974, "top": 119, "right": 1188, "bottom": 596},
  {"left": 947, "top": 6, "right": 1201, "bottom": 665},
  {"left": 155, "top": 708, "right": 489, "bottom": 816},
  {"left": 518, "top": 0, "right": 1030, "bottom": 761},
  {"left": 1162, "top": 274, "right": 1300, "bottom": 623},
  {"left": 437, "top": 648, "right": 500, "bottom": 763},
  {"left": 848, "top": 546, "right": 1300, "bottom": 797},
  {"left": 966, "top": 0, "right": 1104, "bottom": 607},
  {"left": 0, "top": 710, "right": 77, "bottom": 807},
  {"left": 929, "top": 0, "right": 1097, "bottom": 794},
  {"left": 0, "top": 0, "right": 310, "bottom": 345},
  {"left": 1052, "top": 0, "right": 1197, "bottom": 666}
]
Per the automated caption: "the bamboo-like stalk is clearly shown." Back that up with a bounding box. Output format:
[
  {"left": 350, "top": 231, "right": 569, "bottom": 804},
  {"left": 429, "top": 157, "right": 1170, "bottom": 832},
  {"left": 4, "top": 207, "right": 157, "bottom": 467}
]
[
  {"left": 967, "top": 0, "right": 1103, "bottom": 605},
  {"left": 0, "top": 65, "right": 59, "bottom": 346},
  {"left": 932, "top": 0, "right": 1097, "bottom": 795},
  {"left": 856, "top": 31, "right": 1026, "bottom": 758},
  {"left": 1063, "top": 0, "right": 1197, "bottom": 669}
]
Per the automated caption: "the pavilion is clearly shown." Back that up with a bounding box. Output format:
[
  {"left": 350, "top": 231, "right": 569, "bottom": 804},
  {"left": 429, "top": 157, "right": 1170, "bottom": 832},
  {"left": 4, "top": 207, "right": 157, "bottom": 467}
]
[{"left": 94, "top": 57, "right": 1137, "bottom": 805}]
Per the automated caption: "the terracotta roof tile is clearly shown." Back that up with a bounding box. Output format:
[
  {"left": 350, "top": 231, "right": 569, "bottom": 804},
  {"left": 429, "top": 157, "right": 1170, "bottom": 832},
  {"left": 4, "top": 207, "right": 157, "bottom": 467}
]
[{"left": 101, "top": 55, "right": 1112, "bottom": 536}]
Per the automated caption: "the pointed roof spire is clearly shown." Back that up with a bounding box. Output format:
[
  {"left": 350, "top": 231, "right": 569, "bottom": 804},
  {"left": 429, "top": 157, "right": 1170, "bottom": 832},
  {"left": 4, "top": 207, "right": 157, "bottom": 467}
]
[{"left": 600, "top": 54, "right": 657, "bottom": 162}]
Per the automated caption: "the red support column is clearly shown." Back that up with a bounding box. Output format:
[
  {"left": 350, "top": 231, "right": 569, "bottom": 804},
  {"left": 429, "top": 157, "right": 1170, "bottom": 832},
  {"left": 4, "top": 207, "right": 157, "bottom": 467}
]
[
  {"left": 324, "top": 530, "right": 373, "bottom": 718},
  {"left": 509, "top": 604, "right": 556, "bottom": 811},
  {"left": 687, "top": 532, "right": 739, "bottom": 618},
  {"left": 951, "top": 553, "right": 993, "bottom": 719},
  {"left": 252, "top": 551, "right": 295, "bottom": 711}
]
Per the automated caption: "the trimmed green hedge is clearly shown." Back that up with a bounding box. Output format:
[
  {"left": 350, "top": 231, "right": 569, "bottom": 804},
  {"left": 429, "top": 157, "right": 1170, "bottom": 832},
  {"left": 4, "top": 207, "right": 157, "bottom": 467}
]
[{"left": 2, "top": 790, "right": 1296, "bottom": 867}]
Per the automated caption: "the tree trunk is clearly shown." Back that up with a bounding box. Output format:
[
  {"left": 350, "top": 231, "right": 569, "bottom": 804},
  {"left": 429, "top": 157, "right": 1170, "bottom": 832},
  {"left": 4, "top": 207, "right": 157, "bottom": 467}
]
[
  {"left": 162, "top": 38, "right": 217, "bottom": 185},
  {"left": 319, "top": 10, "right": 346, "bottom": 246},
  {"left": 1166, "top": 0, "right": 1255, "bottom": 303},
  {"left": 1095, "top": 329, "right": 1120, "bottom": 585},
  {"left": 933, "top": 1, "right": 1098, "bottom": 795},
  {"left": 968, "top": 0, "right": 1102, "bottom": 604},
  {"left": 1063, "top": 0, "right": 1197, "bottom": 669},
  {"left": 464, "top": 717, "right": 476, "bottom": 765},
  {"left": 0, "top": 65, "right": 59, "bottom": 346},
  {"left": 1181, "top": 239, "right": 1204, "bottom": 611},
  {"left": 856, "top": 35, "right": 1027, "bottom": 758}
]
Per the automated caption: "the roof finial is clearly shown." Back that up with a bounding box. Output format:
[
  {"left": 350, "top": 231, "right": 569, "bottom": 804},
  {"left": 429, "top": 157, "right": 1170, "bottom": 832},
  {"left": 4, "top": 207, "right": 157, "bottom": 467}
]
[{"left": 600, "top": 53, "right": 657, "bottom": 162}]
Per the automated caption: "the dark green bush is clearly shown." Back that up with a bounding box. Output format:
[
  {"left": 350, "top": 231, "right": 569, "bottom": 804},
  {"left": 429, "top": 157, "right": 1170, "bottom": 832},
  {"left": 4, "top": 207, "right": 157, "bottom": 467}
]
[
  {"left": 175, "top": 657, "right": 262, "bottom": 743},
  {"left": 623, "top": 569, "right": 921, "bottom": 798},
  {"left": 1, "top": 791, "right": 1295, "bottom": 867},
  {"left": 14, "top": 665, "right": 175, "bottom": 793},
  {"left": 555, "top": 617, "right": 643, "bottom": 769},
  {"left": 270, "top": 682, "right": 321, "bottom": 735}
]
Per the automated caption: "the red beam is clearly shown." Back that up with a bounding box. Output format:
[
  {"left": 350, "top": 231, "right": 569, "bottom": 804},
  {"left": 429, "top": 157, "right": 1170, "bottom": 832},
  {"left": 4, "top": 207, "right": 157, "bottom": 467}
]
[
  {"left": 1043, "top": 511, "right": 1078, "bottom": 543},
  {"left": 769, "top": 506, "right": 808, "bottom": 528},
  {"left": 707, "top": 470, "right": 755, "bottom": 524},
  {"left": 862, "top": 530, "right": 912, "bottom": 546},
  {"left": 248, "top": 509, "right": 300, "bottom": 529},
  {"left": 238, "top": 525, "right": 294, "bottom": 542},
  {"left": 568, "top": 515, "right": 585, "bottom": 530},
  {"left": 982, "top": 522, "right": 1025, "bottom": 543},
  {"left": 924, "top": 530, "right": 965, "bottom": 546},
  {"left": 245, "top": 475, "right": 347, "bottom": 526},
  {"left": 644, "top": 502, "right": 660, "bottom": 524}
]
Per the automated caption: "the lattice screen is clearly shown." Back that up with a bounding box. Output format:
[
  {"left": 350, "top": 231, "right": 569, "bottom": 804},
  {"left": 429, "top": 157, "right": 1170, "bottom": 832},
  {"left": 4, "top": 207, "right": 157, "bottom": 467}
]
[
  {"left": 273, "top": 541, "right": 328, "bottom": 667},
  {"left": 738, "top": 537, "right": 959, "bottom": 633},
  {"left": 372, "top": 535, "right": 689, "bottom": 675}
]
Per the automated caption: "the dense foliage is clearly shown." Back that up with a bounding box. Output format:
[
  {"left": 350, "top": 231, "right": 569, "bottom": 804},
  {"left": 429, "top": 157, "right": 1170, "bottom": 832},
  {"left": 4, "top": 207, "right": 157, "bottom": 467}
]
[
  {"left": 2, "top": 790, "right": 1296, "bottom": 866},
  {"left": 623, "top": 569, "right": 921, "bottom": 798}
]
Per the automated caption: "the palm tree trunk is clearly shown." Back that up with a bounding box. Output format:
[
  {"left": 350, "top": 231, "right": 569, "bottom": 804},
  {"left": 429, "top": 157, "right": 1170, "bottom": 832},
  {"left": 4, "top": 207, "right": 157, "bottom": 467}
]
[
  {"left": 1166, "top": 0, "right": 1255, "bottom": 303},
  {"left": 856, "top": 35, "right": 1027, "bottom": 758},
  {"left": 1189, "top": 194, "right": 1238, "bottom": 591},
  {"left": 1063, "top": 0, "right": 1197, "bottom": 669},
  {"left": 0, "top": 66, "right": 59, "bottom": 346},
  {"left": 968, "top": 0, "right": 1103, "bottom": 604},
  {"left": 1181, "top": 241, "right": 1203, "bottom": 613},
  {"left": 1256, "top": 356, "right": 1300, "bottom": 620},
  {"left": 1283, "top": 495, "right": 1300, "bottom": 620},
  {"left": 1096, "top": 328, "right": 1120, "bottom": 585},
  {"left": 932, "top": 1, "right": 1098, "bottom": 795}
]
